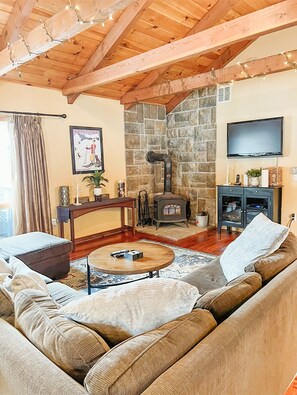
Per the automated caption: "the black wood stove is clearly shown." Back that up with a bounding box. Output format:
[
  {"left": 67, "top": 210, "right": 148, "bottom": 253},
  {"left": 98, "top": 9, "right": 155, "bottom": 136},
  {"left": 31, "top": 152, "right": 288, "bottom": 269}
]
[{"left": 146, "top": 151, "right": 187, "bottom": 229}]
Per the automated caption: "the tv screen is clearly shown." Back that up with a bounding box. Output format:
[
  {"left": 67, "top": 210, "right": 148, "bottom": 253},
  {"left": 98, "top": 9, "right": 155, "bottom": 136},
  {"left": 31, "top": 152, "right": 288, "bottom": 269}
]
[{"left": 227, "top": 117, "right": 283, "bottom": 158}]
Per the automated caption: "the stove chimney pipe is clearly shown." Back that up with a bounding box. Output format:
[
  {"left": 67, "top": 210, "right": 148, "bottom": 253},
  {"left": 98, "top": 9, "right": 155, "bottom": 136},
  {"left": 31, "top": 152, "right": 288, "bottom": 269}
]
[{"left": 146, "top": 151, "right": 172, "bottom": 193}]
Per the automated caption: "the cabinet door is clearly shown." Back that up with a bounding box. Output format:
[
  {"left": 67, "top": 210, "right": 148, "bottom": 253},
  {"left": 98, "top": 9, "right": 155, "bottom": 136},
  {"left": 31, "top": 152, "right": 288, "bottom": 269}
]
[
  {"left": 218, "top": 191, "right": 244, "bottom": 229},
  {"left": 244, "top": 188, "right": 273, "bottom": 226}
]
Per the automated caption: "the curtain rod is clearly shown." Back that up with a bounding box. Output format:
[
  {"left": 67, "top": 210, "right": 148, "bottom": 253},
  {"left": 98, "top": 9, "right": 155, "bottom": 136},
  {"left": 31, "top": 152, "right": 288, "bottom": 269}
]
[{"left": 0, "top": 110, "right": 67, "bottom": 119}]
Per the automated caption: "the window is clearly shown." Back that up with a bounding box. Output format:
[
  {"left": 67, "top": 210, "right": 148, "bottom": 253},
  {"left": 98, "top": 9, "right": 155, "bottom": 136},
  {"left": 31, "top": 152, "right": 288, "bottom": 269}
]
[{"left": 0, "top": 121, "right": 13, "bottom": 237}]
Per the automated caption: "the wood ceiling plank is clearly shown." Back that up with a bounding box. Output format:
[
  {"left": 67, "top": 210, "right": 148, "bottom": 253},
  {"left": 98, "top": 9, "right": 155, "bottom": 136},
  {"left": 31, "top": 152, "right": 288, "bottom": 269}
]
[
  {"left": 67, "top": 0, "right": 153, "bottom": 104},
  {"left": 0, "top": 0, "right": 36, "bottom": 50},
  {"left": 121, "top": 49, "right": 297, "bottom": 104},
  {"left": 122, "top": 0, "right": 240, "bottom": 109},
  {"left": 0, "top": 0, "right": 138, "bottom": 76}
]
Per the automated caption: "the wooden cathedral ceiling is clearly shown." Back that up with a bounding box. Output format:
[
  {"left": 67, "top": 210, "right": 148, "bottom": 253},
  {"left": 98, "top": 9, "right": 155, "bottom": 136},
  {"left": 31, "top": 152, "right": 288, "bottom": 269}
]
[{"left": 0, "top": 0, "right": 295, "bottom": 113}]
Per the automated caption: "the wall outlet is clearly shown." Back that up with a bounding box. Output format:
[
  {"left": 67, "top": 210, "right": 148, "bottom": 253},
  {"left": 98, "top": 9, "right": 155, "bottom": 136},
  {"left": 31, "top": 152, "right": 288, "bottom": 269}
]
[
  {"left": 51, "top": 218, "right": 57, "bottom": 226},
  {"left": 290, "top": 213, "right": 296, "bottom": 221}
]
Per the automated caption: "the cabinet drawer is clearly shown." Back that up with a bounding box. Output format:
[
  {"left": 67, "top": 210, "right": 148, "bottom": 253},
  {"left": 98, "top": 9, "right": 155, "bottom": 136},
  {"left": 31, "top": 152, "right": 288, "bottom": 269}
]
[
  {"left": 244, "top": 188, "right": 273, "bottom": 197},
  {"left": 218, "top": 186, "right": 243, "bottom": 195}
]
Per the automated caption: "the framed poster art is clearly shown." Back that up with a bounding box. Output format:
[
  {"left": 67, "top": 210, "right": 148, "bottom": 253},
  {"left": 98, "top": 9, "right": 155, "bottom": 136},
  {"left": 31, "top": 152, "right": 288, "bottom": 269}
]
[{"left": 69, "top": 126, "right": 104, "bottom": 174}]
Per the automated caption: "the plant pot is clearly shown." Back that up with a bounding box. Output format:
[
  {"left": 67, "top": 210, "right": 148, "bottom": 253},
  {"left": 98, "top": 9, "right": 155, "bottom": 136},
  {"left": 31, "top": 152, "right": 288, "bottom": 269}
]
[
  {"left": 94, "top": 187, "right": 102, "bottom": 196},
  {"left": 249, "top": 177, "right": 260, "bottom": 187}
]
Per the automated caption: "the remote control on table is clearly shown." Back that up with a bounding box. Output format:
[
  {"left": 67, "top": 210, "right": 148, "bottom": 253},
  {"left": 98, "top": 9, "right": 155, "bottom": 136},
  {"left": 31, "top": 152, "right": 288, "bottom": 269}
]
[{"left": 110, "top": 249, "right": 129, "bottom": 257}]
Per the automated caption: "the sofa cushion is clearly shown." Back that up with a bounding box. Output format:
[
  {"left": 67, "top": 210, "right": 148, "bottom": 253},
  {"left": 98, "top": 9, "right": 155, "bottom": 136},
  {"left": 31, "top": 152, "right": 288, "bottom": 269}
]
[
  {"left": 84, "top": 309, "right": 216, "bottom": 395},
  {"left": 181, "top": 256, "right": 227, "bottom": 294},
  {"left": 14, "top": 289, "right": 110, "bottom": 383},
  {"left": 195, "top": 272, "right": 262, "bottom": 322},
  {"left": 61, "top": 278, "right": 199, "bottom": 346},
  {"left": 245, "top": 231, "right": 297, "bottom": 283},
  {"left": 220, "top": 213, "right": 289, "bottom": 281},
  {"left": 48, "top": 282, "right": 85, "bottom": 306}
]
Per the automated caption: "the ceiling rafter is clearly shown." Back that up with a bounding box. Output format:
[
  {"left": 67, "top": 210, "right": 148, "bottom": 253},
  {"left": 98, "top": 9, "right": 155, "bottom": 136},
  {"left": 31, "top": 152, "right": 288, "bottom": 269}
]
[
  {"left": 0, "top": 0, "right": 37, "bottom": 51},
  {"left": 67, "top": 0, "right": 154, "bottom": 104},
  {"left": 165, "top": 39, "right": 254, "bottom": 113},
  {"left": 120, "top": 49, "right": 297, "bottom": 102},
  {"left": 122, "top": 0, "right": 240, "bottom": 110},
  {"left": 0, "top": 0, "right": 138, "bottom": 76},
  {"left": 62, "top": 0, "right": 297, "bottom": 97}
]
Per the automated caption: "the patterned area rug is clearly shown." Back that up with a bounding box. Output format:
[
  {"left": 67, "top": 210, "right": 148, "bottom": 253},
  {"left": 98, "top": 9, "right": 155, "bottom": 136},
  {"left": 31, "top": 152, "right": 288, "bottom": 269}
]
[{"left": 60, "top": 241, "right": 216, "bottom": 291}]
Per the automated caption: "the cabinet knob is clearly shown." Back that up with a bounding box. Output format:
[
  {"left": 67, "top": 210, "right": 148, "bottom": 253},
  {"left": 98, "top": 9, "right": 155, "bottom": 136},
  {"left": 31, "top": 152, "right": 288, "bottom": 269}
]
[
  {"left": 255, "top": 190, "right": 258, "bottom": 193},
  {"left": 229, "top": 189, "right": 233, "bottom": 192}
]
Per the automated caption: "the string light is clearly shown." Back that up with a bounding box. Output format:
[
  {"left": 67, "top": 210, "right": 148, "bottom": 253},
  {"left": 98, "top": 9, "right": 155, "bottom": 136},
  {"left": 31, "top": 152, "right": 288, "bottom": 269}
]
[
  {"left": 40, "top": 20, "right": 65, "bottom": 44},
  {"left": 65, "top": 0, "right": 112, "bottom": 26},
  {"left": 210, "top": 68, "right": 219, "bottom": 85},
  {"left": 238, "top": 62, "right": 253, "bottom": 79}
]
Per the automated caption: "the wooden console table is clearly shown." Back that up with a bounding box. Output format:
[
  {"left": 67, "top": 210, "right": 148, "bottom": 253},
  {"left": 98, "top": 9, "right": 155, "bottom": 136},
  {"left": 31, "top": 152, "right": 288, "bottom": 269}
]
[{"left": 57, "top": 197, "right": 136, "bottom": 250}]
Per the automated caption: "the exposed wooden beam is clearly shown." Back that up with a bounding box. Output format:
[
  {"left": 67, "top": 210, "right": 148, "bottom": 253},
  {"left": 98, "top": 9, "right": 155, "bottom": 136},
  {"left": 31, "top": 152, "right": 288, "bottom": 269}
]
[
  {"left": 120, "top": 50, "right": 297, "bottom": 102},
  {"left": 62, "top": 0, "right": 297, "bottom": 97},
  {"left": 67, "top": 0, "right": 154, "bottom": 104},
  {"left": 0, "top": 0, "right": 37, "bottom": 51},
  {"left": 0, "top": 0, "right": 138, "bottom": 76},
  {"left": 165, "top": 39, "right": 254, "bottom": 113},
  {"left": 123, "top": 0, "right": 239, "bottom": 109}
]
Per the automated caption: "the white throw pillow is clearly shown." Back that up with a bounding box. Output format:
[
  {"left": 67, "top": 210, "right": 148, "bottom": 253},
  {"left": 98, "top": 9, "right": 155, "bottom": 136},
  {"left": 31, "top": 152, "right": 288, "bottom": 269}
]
[
  {"left": 60, "top": 278, "right": 199, "bottom": 345},
  {"left": 9, "top": 256, "right": 52, "bottom": 284},
  {"left": 220, "top": 213, "right": 289, "bottom": 281},
  {"left": 0, "top": 258, "right": 12, "bottom": 275}
]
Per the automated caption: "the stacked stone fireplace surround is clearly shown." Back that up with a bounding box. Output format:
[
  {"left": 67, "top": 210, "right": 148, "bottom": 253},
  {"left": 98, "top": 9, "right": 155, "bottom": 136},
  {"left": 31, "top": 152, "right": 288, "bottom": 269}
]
[{"left": 124, "top": 87, "right": 216, "bottom": 226}]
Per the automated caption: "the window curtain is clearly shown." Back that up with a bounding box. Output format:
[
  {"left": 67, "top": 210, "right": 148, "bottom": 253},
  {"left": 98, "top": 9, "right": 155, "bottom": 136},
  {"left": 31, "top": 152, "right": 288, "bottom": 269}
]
[{"left": 10, "top": 115, "right": 53, "bottom": 235}]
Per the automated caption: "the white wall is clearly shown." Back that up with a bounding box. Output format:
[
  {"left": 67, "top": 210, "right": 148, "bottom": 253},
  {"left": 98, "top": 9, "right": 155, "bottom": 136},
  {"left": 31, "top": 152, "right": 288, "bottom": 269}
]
[
  {"left": 0, "top": 83, "right": 126, "bottom": 238},
  {"left": 216, "top": 26, "right": 297, "bottom": 234}
]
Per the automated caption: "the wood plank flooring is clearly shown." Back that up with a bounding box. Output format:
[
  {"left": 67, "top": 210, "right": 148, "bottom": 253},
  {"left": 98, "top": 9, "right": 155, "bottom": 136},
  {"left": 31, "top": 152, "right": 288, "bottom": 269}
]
[{"left": 70, "top": 228, "right": 239, "bottom": 260}]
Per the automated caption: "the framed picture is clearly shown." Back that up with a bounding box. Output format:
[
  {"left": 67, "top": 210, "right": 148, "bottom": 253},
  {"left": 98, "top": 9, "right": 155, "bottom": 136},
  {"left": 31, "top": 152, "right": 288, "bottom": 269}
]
[{"left": 69, "top": 126, "right": 104, "bottom": 174}]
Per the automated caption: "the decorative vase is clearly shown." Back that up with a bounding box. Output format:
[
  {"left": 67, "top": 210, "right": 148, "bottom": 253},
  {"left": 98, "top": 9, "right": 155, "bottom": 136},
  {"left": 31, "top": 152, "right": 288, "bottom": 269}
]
[
  {"left": 59, "top": 186, "right": 70, "bottom": 206},
  {"left": 249, "top": 177, "right": 260, "bottom": 187}
]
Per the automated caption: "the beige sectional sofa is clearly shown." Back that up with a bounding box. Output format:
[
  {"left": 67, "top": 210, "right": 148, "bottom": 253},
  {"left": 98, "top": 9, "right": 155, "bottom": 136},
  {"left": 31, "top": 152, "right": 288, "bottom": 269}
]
[{"left": 1, "top": 233, "right": 297, "bottom": 394}]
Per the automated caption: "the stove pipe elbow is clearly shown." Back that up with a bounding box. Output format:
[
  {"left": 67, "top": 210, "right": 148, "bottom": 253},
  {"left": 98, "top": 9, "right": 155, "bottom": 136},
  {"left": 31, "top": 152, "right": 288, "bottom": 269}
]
[{"left": 146, "top": 151, "right": 172, "bottom": 193}]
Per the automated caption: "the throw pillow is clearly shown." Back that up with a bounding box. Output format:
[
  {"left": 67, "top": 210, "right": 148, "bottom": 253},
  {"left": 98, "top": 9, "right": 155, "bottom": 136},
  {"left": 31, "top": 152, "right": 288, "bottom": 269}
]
[
  {"left": 0, "top": 258, "right": 12, "bottom": 275},
  {"left": 11, "top": 273, "right": 48, "bottom": 295},
  {"left": 14, "top": 289, "right": 110, "bottom": 383},
  {"left": 195, "top": 272, "right": 262, "bottom": 322},
  {"left": 0, "top": 284, "right": 14, "bottom": 325},
  {"left": 220, "top": 213, "right": 289, "bottom": 281},
  {"left": 84, "top": 309, "right": 216, "bottom": 395},
  {"left": 61, "top": 278, "right": 199, "bottom": 345},
  {"left": 245, "top": 231, "right": 297, "bottom": 283},
  {"left": 9, "top": 255, "right": 52, "bottom": 284}
]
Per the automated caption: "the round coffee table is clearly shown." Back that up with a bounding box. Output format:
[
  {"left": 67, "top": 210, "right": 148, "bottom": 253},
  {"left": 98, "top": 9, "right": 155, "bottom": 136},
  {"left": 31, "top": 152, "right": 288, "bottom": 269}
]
[{"left": 87, "top": 242, "right": 175, "bottom": 294}]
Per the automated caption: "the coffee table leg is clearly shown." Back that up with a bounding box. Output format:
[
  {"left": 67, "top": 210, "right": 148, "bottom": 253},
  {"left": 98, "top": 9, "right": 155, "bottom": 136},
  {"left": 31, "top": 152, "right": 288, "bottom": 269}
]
[
  {"left": 87, "top": 260, "right": 91, "bottom": 295},
  {"left": 149, "top": 270, "right": 159, "bottom": 278}
]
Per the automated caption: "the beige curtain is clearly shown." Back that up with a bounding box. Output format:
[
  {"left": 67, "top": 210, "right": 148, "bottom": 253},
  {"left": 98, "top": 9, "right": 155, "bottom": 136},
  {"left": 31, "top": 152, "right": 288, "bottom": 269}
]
[{"left": 11, "top": 115, "right": 53, "bottom": 235}]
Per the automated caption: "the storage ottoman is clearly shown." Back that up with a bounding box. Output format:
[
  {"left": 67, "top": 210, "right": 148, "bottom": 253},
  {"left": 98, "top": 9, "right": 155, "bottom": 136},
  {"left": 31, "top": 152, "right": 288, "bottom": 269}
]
[{"left": 0, "top": 232, "right": 72, "bottom": 279}]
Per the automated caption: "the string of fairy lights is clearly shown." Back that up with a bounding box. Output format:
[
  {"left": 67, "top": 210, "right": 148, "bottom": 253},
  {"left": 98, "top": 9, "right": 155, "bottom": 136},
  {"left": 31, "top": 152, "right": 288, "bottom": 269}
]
[
  {"left": 209, "top": 51, "right": 297, "bottom": 88},
  {"left": 5, "top": 0, "right": 114, "bottom": 78}
]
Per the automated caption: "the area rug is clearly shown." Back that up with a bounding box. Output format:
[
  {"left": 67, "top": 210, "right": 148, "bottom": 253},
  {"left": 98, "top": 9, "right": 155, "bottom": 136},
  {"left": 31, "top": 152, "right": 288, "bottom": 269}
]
[
  {"left": 136, "top": 223, "right": 212, "bottom": 241},
  {"left": 59, "top": 241, "right": 217, "bottom": 291}
]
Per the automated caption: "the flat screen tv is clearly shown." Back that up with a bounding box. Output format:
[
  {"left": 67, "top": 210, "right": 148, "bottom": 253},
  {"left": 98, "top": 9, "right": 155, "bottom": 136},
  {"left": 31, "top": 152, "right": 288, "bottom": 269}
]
[{"left": 227, "top": 117, "right": 283, "bottom": 158}]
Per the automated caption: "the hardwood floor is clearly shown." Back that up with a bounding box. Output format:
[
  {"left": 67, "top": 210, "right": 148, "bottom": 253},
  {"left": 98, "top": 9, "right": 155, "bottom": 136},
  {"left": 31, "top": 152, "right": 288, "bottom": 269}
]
[{"left": 69, "top": 228, "right": 240, "bottom": 260}]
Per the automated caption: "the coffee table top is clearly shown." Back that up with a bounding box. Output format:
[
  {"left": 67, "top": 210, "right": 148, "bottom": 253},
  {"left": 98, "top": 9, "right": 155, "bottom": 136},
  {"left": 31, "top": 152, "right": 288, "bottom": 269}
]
[{"left": 88, "top": 242, "right": 175, "bottom": 275}]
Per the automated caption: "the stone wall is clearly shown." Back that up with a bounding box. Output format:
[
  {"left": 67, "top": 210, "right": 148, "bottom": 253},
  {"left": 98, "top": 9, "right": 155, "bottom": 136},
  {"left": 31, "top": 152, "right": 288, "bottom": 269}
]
[
  {"left": 124, "top": 87, "right": 217, "bottom": 226},
  {"left": 124, "top": 103, "right": 167, "bottom": 208},
  {"left": 166, "top": 88, "right": 217, "bottom": 225}
]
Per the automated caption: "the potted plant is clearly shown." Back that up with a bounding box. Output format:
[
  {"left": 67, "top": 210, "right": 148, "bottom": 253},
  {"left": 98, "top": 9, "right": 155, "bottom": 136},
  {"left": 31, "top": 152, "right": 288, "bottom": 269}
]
[
  {"left": 82, "top": 170, "right": 109, "bottom": 199},
  {"left": 246, "top": 168, "right": 261, "bottom": 187}
]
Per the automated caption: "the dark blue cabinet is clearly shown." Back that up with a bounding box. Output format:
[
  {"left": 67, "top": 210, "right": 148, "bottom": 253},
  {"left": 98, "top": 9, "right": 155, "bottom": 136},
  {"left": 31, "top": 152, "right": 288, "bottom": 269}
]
[{"left": 217, "top": 185, "right": 282, "bottom": 233}]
